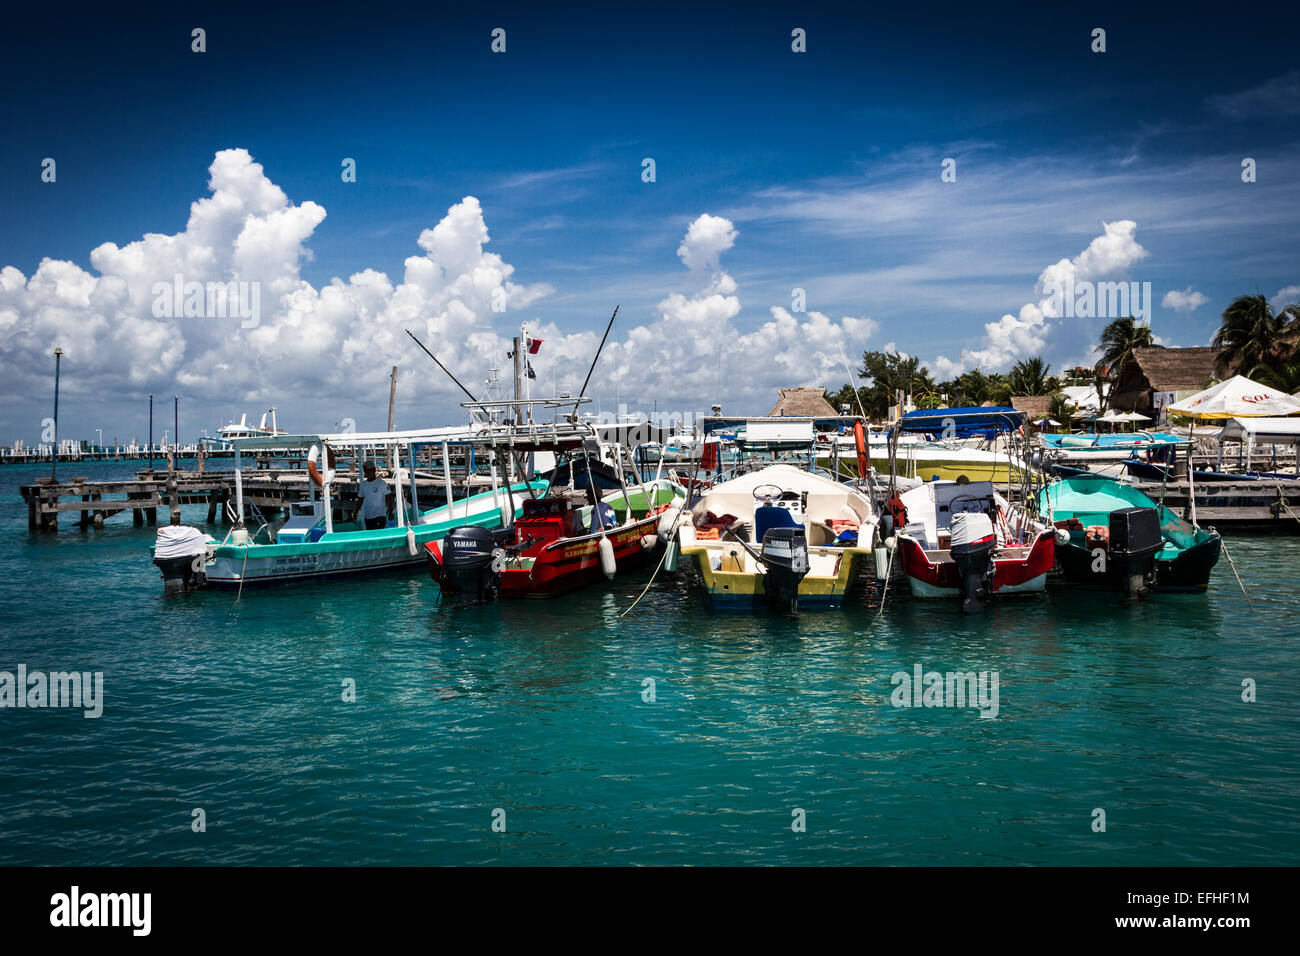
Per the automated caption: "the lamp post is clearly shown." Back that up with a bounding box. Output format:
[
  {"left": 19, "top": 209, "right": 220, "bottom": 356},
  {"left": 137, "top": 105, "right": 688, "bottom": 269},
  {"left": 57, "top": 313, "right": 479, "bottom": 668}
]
[
  {"left": 148, "top": 394, "right": 154, "bottom": 470},
  {"left": 51, "top": 348, "right": 63, "bottom": 481},
  {"left": 173, "top": 395, "right": 179, "bottom": 458}
]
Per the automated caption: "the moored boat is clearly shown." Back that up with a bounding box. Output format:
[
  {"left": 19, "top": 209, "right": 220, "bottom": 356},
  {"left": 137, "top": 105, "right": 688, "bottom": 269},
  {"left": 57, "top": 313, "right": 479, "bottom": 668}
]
[
  {"left": 676, "top": 462, "right": 881, "bottom": 613},
  {"left": 892, "top": 478, "right": 1056, "bottom": 611},
  {"left": 886, "top": 407, "right": 1054, "bottom": 611},
  {"left": 1039, "top": 475, "right": 1222, "bottom": 594},
  {"left": 152, "top": 426, "right": 544, "bottom": 590},
  {"left": 425, "top": 400, "right": 687, "bottom": 602}
]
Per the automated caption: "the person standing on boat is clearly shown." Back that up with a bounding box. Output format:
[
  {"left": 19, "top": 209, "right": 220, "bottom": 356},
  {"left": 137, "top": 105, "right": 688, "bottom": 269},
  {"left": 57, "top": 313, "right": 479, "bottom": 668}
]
[{"left": 358, "top": 461, "right": 395, "bottom": 530}]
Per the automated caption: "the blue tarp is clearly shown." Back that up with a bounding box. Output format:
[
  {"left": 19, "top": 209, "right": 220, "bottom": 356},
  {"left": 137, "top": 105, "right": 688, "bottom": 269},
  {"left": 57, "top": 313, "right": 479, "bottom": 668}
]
[{"left": 889, "top": 406, "right": 1025, "bottom": 439}]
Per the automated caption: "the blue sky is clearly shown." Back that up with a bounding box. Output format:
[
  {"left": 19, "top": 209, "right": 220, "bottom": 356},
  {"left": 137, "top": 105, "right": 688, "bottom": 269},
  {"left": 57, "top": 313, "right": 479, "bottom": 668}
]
[{"left": 1, "top": 1, "right": 1298, "bottom": 444}]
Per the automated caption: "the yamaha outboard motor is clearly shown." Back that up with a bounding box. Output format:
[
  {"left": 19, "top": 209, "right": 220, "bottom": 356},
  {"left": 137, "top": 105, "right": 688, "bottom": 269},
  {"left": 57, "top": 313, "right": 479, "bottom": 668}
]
[
  {"left": 949, "top": 512, "right": 996, "bottom": 613},
  {"left": 760, "top": 527, "right": 809, "bottom": 615},
  {"left": 439, "top": 525, "right": 502, "bottom": 605},
  {"left": 153, "top": 526, "right": 209, "bottom": 595},
  {"left": 1108, "top": 506, "right": 1162, "bottom": 599}
]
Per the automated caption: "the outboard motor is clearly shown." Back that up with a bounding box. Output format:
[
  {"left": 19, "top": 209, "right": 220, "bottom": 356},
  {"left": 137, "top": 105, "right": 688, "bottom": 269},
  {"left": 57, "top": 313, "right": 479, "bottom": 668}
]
[
  {"left": 949, "top": 512, "right": 996, "bottom": 613},
  {"left": 438, "top": 525, "right": 502, "bottom": 605},
  {"left": 1108, "top": 506, "right": 1162, "bottom": 599},
  {"left": 760, "top": 526, "right": 809, "bottom": 615},
  {"left": 153, "top": 525, "right": 210, "bottom": 595}
]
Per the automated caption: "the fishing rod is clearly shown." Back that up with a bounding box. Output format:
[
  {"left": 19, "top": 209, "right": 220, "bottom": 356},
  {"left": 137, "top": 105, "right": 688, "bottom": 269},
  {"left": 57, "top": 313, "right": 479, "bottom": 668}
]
[
  {"left": 572, "top": 305, "right": 618, "bottom": 419},
  {"left": 405, "top": 329, "right": 479, "bottom": 403}
]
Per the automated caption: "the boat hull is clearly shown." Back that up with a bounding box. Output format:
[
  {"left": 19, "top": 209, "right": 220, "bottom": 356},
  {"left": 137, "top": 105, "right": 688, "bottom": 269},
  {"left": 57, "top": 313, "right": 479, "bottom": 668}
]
[
  {"left": 681, "top": 545, "right": 873, "bottom": 610},
  {"left": 205, "top": 482, "right": 543, "bottom": 587},
  {"left": 1052, "top": 540, "right": 1156, "bottom": 593},
  {"left": 498, "top": 515, "right": 660, "bottom": 598},
  {"left": 1155, "top": 535, "right": 1223, "bottom": 591},
  {"left": 897, "top": 531, "right": 1055, "bottom": 599}
]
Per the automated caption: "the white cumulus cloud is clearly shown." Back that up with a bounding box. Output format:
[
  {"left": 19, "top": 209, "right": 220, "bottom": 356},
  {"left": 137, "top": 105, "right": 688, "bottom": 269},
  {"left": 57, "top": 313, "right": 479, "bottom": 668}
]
[
  {"left": 0, "top": 158, "right": 878, "bottom": 436},
  {"left": 928, "top": 220, "right": 1149, "bottom": 378},
  {"left": 1162, "top": 287, "right": 1208, "bottom": 313}
]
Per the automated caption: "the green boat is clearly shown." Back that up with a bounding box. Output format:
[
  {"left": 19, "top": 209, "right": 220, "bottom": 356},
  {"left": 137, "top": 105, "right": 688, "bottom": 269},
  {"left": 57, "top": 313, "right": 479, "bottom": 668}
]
[{"left": 1039, "top": 475, "right": 1222, "bottom": 594}]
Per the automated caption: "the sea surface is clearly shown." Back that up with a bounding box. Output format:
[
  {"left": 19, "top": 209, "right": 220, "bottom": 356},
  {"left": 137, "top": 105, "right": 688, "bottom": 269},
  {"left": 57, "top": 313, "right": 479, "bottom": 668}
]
[{"left": 1, "top": 460, "right": 1296, "bottom": 865}]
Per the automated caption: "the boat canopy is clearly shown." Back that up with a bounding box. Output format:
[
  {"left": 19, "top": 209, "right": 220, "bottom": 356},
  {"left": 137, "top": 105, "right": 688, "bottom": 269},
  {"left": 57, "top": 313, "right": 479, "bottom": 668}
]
[
  {"left": 1039, "top": 431, "right": 1187, "bottom": 449},
  {"left": 223, "top": 425, "right": 481, "bottom": 452},
  {"left": 1219, "top": 417, "right": 1300, "bottom": 445},
  {"left": 701, "top": 415, "right": 860, "bottom": 436},
  {"left": 889, "top": 406, "right": 1024, "bottom": 439}
]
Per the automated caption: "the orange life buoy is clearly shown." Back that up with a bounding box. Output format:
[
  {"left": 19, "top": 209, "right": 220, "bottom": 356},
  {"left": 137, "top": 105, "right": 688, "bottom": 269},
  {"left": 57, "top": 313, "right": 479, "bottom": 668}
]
[
  {"left": 307, "top": 444, "right": 337, "bottom": 486},
  {"left": 853, "top": 421, "right": 870, "bottom": 479}
]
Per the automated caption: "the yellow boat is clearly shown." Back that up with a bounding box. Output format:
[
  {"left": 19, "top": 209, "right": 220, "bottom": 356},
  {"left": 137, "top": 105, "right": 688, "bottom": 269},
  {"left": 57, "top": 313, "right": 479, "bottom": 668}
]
[{"left": 675, "top": 464, "right": 880, "bottom": 612}]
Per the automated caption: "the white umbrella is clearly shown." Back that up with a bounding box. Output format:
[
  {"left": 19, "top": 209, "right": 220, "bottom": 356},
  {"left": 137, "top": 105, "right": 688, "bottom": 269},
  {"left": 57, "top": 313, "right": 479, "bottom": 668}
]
[
  {"left": 1033, "top": 417, "right": 1061, "bottom": 427},
  {"left": 1119, "top": 411, "right": 1151, "bottom": 422},
  {"left": 1168, "top": 375, "right": 1300, "bottom": 419}
]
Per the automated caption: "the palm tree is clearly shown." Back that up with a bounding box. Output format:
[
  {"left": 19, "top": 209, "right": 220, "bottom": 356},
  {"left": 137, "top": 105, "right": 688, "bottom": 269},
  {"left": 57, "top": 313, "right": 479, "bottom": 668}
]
[
  {"left": 1009, "top": 356, "right": 1056, "bottom": 395},
  {"left": 1095, "top": 316, "right": 1155, "bottom": 408},
  {"left": 1213, "top": 292, "right": 1299, "bottom": 377},
  {"left": 1048, "top": 392, "right": 1074, "bottom": 427}
]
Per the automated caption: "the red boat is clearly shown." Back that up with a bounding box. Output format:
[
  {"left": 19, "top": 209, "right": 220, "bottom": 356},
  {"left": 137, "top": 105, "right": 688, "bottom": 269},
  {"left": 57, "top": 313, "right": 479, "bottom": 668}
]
[
  {"left": 419, "top": 408, "right": 688, "bottom": 603},
  {"left": 893, "top": 478, "right": 1055, "bottom": 612},
  {"left": 426, "top": 490, "right": 677, "bottom": 600}
]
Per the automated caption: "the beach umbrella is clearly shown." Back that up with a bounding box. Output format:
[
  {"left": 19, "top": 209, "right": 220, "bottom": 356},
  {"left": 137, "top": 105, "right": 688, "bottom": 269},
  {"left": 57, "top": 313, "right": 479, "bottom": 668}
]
[
  {"left": 1119, "top": 411, "right": 1151, "bottom": 422},
  {"left": 1168, "top": 374, "right": 1300, "bottom": 419}
]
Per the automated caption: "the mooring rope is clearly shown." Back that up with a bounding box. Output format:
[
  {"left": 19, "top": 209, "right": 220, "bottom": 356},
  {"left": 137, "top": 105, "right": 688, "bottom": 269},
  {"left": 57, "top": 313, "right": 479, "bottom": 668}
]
[
  {"left": 621, "top": 530, "right": 681, "bottom": 621},
  {"left": 1218, "top": 537, "right": 1254, "bottom": 612},
  {"left": 1272, "top": 484, "right": 1300, "bottom": 528},
  {"left": 875, "top": 538, "right": 896, "bottom": 620}
]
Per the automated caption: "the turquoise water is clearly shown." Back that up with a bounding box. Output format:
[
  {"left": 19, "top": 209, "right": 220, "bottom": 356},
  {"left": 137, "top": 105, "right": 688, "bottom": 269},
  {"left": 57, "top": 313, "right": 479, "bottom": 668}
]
[{"left": 1, "top": 460, "right": 1297, "bottom": 865}]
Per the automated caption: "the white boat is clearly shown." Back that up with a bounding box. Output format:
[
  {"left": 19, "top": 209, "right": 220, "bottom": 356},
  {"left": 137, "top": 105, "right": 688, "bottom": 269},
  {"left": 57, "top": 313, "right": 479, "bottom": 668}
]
[{"left": 216, "top": 408, "right": 286, "bottom": 443}]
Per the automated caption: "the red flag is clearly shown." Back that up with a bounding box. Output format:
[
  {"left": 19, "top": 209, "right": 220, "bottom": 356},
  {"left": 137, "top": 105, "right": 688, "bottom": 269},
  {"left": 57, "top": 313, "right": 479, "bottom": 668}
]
[{"left": 528, "top": 338, "right": 543, "bottom": 354}]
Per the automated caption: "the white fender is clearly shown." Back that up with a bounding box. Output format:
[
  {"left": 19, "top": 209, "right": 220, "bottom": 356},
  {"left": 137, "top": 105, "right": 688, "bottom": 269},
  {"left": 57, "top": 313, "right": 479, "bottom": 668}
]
[
  {"left": 406, "top": 527, "right": 418, "bottom": 556},
  {"left": 640, "top": 534, "right": 657, "bottom": 550},
  {"left": 1055, "top": 528, "right": 1071, "bottom": 545},
  {"left": 598, "top": 535, "right": 616, "bottom": 579},
  {"left": 656, "top": 505, "right": 684, "bottom": 542},
  {"left": 664, "top": 539, "right": 679, "bottom": 572}
]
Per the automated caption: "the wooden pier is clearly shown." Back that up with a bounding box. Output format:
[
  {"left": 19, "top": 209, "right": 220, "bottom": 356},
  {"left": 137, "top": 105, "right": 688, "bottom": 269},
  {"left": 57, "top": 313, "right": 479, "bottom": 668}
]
[
  {"left": 1127, "top": 478, "right": 1300, "bottom": 533},
  {"left": 20, "top": 467, "right": 504, "bottom": 532}
]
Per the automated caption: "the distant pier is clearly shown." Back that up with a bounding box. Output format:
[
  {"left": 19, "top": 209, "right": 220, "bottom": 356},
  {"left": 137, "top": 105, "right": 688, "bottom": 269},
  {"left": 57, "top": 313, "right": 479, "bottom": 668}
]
[{"left": 20, "top": 461, "right": 508, "bottom": 532}]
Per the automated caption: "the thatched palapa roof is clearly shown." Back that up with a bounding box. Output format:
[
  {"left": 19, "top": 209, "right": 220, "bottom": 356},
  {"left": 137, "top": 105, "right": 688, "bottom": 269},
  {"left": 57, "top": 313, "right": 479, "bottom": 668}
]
[
  {"left": 1010, "top": 395, "right": 1053, "bottom": 420},
  {"left": 1129, "top": 347, "right": 1223, "bottom": 391},
  {"left": 768, "top": 387, "right": 838, "bottom": 417}
]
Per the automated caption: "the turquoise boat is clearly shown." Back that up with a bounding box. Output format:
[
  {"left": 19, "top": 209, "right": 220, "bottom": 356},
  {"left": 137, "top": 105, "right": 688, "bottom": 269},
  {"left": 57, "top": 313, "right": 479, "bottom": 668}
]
[
  {"left": 1039, "top": 475, "right": 1222, "bottom": 594},
  {"left": 151, "top": 426, "right": 548, "bottom": 591}
]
